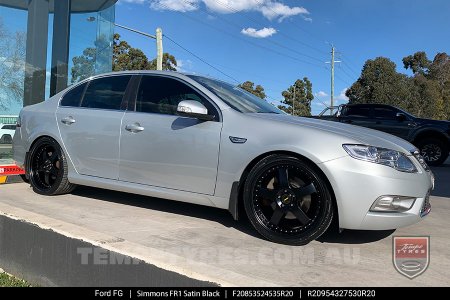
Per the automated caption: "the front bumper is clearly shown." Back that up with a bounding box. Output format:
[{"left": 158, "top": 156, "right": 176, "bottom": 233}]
[{"left": 319, "top": 155, "right": 433, "bottom": 230}]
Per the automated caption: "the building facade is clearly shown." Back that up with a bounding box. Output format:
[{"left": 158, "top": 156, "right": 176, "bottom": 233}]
[{"left": 0, "top": 0, "right": 117, "bottom": 164}]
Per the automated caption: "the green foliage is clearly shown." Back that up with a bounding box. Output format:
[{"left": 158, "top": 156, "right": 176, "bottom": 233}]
[
  {"left": 0, "top": 272, "right": 31, "bottom": 287},
  {"left": 71, "top": 33, "right": 178, "bottom": 83},
  {"left": 113, "top": 34, "right": 177, "bottom": 72},
  {"left": 278, "top": 77, "right": 314, "bottom": 116},
  {"left": 238, "top": 81, "right": 266, "bottom": 99},
  {"left": 346, "top": 52, "right": 450, "bottom": 120}
]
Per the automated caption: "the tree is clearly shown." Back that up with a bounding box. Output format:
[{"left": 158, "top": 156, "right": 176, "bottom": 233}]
[
  {"left": 278, "top": 77, "right": 314, "bottom": 116},
  {"left": 238, "top": 81, "right": 266, "bottom": 99},
  {"left": 71, "top": 33, "right": 178, "bottom": 83},
  {"left": 0, "top": 19, "right": 26, "bottom": 112},
  {"left": 403, "top": 51, "right": 430, "bottom": 75},
  {"left": 113, "top": 33, "right": 177, "bottom": 71},
  {"left": 346, "top": 57, "right": 416, "bottom": 112}
]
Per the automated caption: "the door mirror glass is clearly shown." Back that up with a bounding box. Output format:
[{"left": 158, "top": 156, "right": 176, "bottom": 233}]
[{"left": 177, "top": 100, "right": 214, "bottom": 121}]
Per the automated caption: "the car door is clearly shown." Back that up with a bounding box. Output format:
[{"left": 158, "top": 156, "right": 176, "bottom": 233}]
[
  {"left": 119, "top": 75, "right": 222, "bottom": 195},
  {"left": 371, "top": 106, "right": 412, "bottom": 140},
  {"left": 56, "top": 75, "right": 132, "bottom": 179},
  {"left": 340, "top": 105, "right": 375, "bottom": 128}
]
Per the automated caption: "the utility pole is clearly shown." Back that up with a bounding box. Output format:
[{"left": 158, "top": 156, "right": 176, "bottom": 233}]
[
  {"left": 326, "top": 45, "right": 341, "bottom": 115},
  {"left": 109, "top": 22, "right": 163, "bottom": 71},
  {"left": 330, "top": 46, "right": 335, "bottom": 115},
  {"left": 156, "top": 28, "right": 163, "bottom": 71},
  {"left": 292, "top": 84, "right": 296, "bottom": 116}
]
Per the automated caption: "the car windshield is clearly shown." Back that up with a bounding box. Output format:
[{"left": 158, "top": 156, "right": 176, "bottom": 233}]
[{"left": 188, "top": 75, "right": 284, "bottom": 114}]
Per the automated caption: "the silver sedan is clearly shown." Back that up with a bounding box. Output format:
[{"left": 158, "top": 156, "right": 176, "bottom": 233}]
[{"left": 13, "top": 71, "right": 433, "bottom": 245}]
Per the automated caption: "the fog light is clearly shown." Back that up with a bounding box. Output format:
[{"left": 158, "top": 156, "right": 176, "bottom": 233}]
[{"left": 370, "top": 196, "right": 416, "bottom": 212}]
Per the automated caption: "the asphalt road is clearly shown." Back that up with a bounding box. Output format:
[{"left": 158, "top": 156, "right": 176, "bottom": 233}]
[{"left": 0, "top": 161, "right": 449, "bottom": 286}]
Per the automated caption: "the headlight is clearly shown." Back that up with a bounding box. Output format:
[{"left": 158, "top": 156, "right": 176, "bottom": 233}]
[{"left": 343, "top": 144, "right": 417, "bottom": 173}]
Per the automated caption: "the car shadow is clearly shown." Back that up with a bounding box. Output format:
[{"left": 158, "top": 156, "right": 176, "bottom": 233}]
[
  {"left": 318, "top": 226, "right": 395, "bottom": 244},
  {"left": 71, "top": 186, "right": 262, "bottom": 239},
  {"left": 71, "top": 186, "right": 397, "bottom": 245}
]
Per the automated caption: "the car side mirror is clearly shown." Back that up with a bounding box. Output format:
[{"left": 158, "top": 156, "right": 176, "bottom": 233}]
[
  {"left": 177, "top": 100, "right": 214, "bottom": 121},
  {"left": 396, "top": 112, "right": 406, "bottom": 122}
]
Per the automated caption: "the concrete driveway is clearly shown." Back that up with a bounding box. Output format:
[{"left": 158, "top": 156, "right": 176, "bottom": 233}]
[{"left": 0, "top": 160, "right": 449, "bottom": 286}]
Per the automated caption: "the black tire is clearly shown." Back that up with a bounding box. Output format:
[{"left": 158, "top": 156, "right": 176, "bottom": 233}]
[
  {"left": 20, "top": 174, "right": 29, "bottom": 183},
  {"left": 417, "top": 138, "right": 449, "bottom": 166},
  {"left": 243, "top": 154, "right": 334, "bottom": 245},
  {"left": 28, "top": 137, "right": 76, "bottom": 195}
]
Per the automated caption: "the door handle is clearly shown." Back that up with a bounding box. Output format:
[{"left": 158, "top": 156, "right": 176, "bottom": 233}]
[
  {"left": 125, "top": 123, "right": 144, "bottom": 133},
  {"left": 61, "top": 116, "right": 76, "bottom": 125}
]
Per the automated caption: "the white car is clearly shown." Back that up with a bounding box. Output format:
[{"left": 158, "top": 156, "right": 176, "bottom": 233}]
[
  {"left": 13, "top": 71, "right": 433, "bottom": 245},
  {"left": 0, "top": 123, "right": 15, "bottom": 144}
]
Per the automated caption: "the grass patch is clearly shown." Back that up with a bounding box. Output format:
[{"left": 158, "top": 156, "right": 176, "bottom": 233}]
[{"left": 0, "top": 272, "right": 32, "bottom": 287}]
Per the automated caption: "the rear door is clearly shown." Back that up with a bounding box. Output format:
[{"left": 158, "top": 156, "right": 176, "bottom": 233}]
[
  {"left": 119, "top": 75, "right": 222, "bottom": 195},
  {"left": 56, "top": 75, "right": 132, "bottom": 179}
]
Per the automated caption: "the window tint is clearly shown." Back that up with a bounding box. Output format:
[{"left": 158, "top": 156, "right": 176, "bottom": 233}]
[
  {"left": 61, "top": 83, "right": 86, "bottom": 107},
  {"left": 81, "top": 75, "right": 131, "bottom": 110},
  {"left": 344, "top": 106, "right": 370, "bottom": 117},
  {"left": 136, "top": 76, "right": 216, "bottom": 117},
  {"left": 374, "top": 107, "right": 397, "bottom": 119},
  {"left": 2, "top": 125, "right": 15, "bottom": 130}
]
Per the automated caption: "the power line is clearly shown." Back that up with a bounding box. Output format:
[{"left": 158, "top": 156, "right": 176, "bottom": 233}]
[
  {"left": 163, "top": 34, "right": 240, "bottom": 83},
  {"left": 204, "top": 0, "right": 328, "bottom": 61},
  {"left": 157, "top": 1, "right": 327, "bottom": 69}
]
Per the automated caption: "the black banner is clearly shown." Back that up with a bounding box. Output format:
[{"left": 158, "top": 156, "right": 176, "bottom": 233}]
[{"left": 0, "top": 287, "right": 442, "bottom": 299}]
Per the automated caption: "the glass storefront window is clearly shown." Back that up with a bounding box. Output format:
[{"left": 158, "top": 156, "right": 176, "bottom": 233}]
[{"left": 0, "top": 1, "right": 117, "bottom": 166}]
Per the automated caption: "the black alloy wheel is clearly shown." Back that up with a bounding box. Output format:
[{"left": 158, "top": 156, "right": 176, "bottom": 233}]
[
  {"left": 243, "top": 155, "right": 334, "bottom": 245},
  {"left": 417, "top": 138, "right": 449, "bottom": 166},
  {"left": 28, "top": 137, "right": 75, "bottom": 195}
]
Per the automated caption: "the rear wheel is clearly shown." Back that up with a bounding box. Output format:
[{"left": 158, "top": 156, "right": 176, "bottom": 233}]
[
  {"left": 243, "top": 155, "right": 334, "bottom": 245},
  {"left": 417, "top": 138, "right": 449, "bottom": 166},
  {"left": 28, "top": 137, "right": 76, "bottom": 195}
]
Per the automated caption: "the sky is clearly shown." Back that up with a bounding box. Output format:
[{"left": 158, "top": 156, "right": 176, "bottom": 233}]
[{"left": 114, "top": 0, "right": 450, "bottom": 114}]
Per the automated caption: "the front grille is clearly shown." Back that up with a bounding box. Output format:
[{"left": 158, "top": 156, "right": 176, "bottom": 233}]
[{"left": 411, "top": 150, "right": 430, "bottom": 171}]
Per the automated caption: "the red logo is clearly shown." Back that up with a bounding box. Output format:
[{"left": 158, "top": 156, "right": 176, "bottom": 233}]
[{"left": 393, "top": 236, "right": 429, "bottom": 279}]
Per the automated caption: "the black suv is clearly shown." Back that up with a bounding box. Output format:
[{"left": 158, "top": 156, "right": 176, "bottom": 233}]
[{"left": 315, "top": 104, "right": 450, "bottom": 166}]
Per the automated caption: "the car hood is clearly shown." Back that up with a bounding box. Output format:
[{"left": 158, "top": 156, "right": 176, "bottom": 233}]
[{"left": 248, "top": 113, "right": 416, "bottom": 154}]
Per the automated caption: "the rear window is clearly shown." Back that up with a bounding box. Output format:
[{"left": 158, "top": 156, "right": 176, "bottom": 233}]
[
  {"left": 60, "top": 83, "right": 86, "bottom": 107},
  {"left": 81, "top": 75, "right": 131, "bottom": 110},
  {"left": 344, "top": 106, "right": 371, "bottom": 118}
]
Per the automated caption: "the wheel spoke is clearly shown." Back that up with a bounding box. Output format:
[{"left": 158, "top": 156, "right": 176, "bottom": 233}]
[
  {"left": 50, "top": 168, "right": 58, "bottom": 176},
  {"left": 44, "top": 173, "right": 50, "bottom": 186},
  {"left": 49, "top": 151, "right": 58, "bottom": 163},
  {"left": 292, "top": 208, "right": 311, "bottom": 225},
  {"left": 270, "top": 208, "right": 285, "bottom": 225},
  {"left": 293, "top": 183, "right": 317, "bottom": 198},
  {"left": 276, "top": 167, "right": 289, "bottom": 188},
  {"left": 259, "top": 187, "right": 277, "bottom": 200}
]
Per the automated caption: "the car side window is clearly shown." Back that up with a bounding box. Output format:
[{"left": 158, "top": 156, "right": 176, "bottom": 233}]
[
  {"left": 344, "top": 106, "right": 371, "bottom": 118},
  {"left": 136, "top": 76, "right": 216, "bottom": 117},
  {"left": 373, "top": 107, "right": 397, "bottom": 119},
  {"left": 3, "top": 125, "right": 15, "bottom": 130},
  {"left": 60, "top": 83, "right": 86, "bottom": 107},
  {"left": 81, "top": 75, "right": 131, "bottom": 110}
]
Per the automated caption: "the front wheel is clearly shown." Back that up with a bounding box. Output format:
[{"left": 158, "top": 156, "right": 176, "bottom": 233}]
[
  {"left": 417, "top": 138, "right": 449, "bottom": 166},
  {"left": 243, "top": 155, "right": 334, "bottom": 245},
  {"left": 28, "top": 137, "right": 76, "bottom": 195}
]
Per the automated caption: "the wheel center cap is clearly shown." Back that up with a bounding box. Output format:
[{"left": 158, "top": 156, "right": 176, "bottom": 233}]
[
  {"left": 276, "top": 189, "right": 296, "bottom": 207},
  {"left": 281, "top": 194, "right": 291, "bottom": 204}
]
